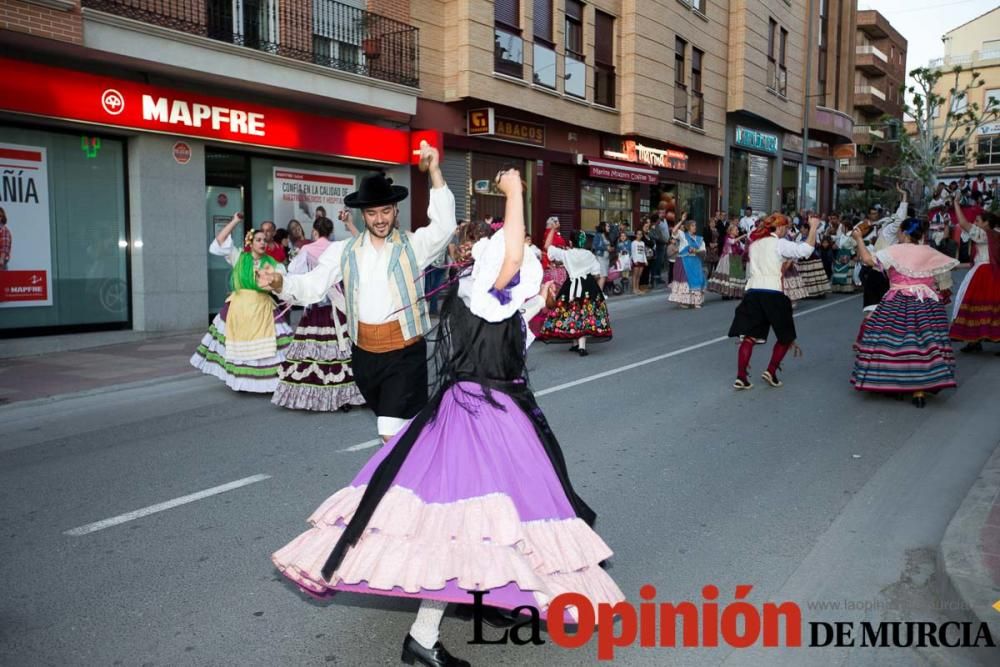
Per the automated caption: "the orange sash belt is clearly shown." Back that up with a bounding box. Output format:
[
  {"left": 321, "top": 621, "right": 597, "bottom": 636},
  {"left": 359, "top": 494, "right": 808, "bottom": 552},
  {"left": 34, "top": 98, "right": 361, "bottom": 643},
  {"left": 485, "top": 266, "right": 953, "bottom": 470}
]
[{"left": 356, "top": 320, "right": 422, "bottom": 354}]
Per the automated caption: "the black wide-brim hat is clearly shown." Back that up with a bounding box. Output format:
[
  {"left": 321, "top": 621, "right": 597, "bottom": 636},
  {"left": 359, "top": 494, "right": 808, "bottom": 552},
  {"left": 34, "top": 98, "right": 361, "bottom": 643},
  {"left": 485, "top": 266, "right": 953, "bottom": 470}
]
[{"left": 344, "top": 172, "right": 408, "bottom": 209}]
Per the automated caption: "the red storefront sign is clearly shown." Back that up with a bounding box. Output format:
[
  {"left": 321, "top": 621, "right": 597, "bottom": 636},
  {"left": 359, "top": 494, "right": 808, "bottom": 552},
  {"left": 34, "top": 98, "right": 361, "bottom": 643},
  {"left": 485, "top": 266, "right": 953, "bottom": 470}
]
[
  {"left": 0, "top": 271, "right": 48, "bottom": 303},
  {"left": 584, "top": 158, "right": 659, "bottom": 184},
  {"left": 0, "top": 57, "right": 439, "bottom": 165}
]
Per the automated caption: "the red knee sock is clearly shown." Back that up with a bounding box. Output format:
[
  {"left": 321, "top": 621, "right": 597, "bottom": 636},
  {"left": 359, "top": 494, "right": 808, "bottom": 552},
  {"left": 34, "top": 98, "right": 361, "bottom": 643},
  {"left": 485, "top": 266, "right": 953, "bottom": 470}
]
[
  {"left": 768, "top": 341, "right": 791, "bottom": 375},
  {"left": 737, "top": 338, "right": 755, "bottom": 380}
]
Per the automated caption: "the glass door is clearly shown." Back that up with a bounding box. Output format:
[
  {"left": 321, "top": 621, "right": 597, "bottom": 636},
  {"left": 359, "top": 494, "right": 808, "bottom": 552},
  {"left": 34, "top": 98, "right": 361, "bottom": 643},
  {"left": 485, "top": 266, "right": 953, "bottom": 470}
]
[{"left": 205, "top": 185, "right": 244, "bottom": 316}]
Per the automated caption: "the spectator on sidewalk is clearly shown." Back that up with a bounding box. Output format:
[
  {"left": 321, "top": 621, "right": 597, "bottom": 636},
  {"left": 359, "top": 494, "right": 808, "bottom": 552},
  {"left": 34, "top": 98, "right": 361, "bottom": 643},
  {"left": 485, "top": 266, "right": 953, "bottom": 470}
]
[
  {"left": 652, "top": 213, "right": 671, "bottom": 286},
  {"left": 592, "top": 221, "right": 611, "bottom": 290},
  {"left": 0, "top": 207, "right": 10, "bottom": 270},
  {"left": 260, "top": 220, "right": 287, "bottom": 264},
  {"left": 739, "top": 206, "right": 757, "bottom": 236},
  {"left": 631, "top": 228, "right": 648, "bottom": 294}
]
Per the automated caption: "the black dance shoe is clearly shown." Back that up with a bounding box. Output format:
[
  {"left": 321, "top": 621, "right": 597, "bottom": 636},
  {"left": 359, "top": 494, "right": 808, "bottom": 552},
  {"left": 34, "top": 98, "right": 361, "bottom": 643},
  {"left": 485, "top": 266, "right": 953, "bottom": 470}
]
[
  {"left": 401, "top": 635, "right": 470, "bottom": 667},
  {"left": 453, "top": 603, "right": 517, "bottom": 628},
  {"left": 578, "top": 348, "right": 589, "bottom": 357},
  {"left": 568, "top": 344, "right": 579, "bottom": 352},
  {"left": 960, "top": 342, "right": 983, "bottom": 353},
  {"left": 912, "top": 395, "right": 927, "bottom": 409}
]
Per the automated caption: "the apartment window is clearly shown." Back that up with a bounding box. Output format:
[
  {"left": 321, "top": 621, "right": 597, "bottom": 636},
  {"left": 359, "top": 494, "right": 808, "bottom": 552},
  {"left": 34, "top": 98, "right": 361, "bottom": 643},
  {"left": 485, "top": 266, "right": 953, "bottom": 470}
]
[
  {"left": 779, "top": 28, "right": 788, "bottom": 96},
  {"left": 679, "top": 0, "right": 704, "bottom": 12},
  {"left": 986, "top": 88, "right": 1000, "bottom": 111},
  {"left": 978, "top": 137, "right": 1000, "bottom": 165},
  {"left": 767, "top": 20, "right": 786, "bottom": 97},
  {"left": 533, "top": 0, "right": 556, "bottom": 88},
  {"left": 674, "top": 37, "right": 687, "bottom": 122},
  {"left": 594, "top": 11, "right": 615, "bottom": 107},
  {"left": 495, "top": 0, "right": 524, "bottom": 78},
  {"left": 950, "top": 94, "right": 968, "bottom": 116},
  {"left": 564, "top": 0, "right": 586, "bottom": 98},
  {"left": 948, "top": 139, "right": 966, "bottom": 165},
  {"left": 817, "top": 0, "right": 827, "bottom": 99},
  {"left": 691, "top": 47, "right": 704, "bottom": 128},
  {"left": 768, "top": 19, "right": 777, "bottom": 93}
]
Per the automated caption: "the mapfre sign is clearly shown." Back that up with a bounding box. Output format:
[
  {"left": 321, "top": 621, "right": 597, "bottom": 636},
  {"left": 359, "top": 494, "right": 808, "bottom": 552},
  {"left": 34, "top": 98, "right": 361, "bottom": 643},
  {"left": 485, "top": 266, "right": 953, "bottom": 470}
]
[{"left": 0, "top": 57, "right": 437, "bottom": 165}]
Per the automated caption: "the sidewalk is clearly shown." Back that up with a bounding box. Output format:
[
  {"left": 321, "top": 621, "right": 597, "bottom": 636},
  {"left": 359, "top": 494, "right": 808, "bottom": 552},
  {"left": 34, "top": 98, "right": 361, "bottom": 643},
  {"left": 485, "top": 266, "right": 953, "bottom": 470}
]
[
  {"left": 0, "top": 281, "right": 669, "bottom": 407},
  {"left": 0, "top": 331, "right": 200, "bottom": 406},
  {"left": 939, "top": 441, "right": 1000, "bottom": 651}
]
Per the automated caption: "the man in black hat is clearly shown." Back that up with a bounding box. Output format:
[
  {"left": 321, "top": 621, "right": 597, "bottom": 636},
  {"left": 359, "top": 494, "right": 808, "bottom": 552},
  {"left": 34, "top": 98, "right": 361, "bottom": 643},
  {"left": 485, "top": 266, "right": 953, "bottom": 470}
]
[{"left": 258, "top": 141, "right": 456, "bottom": 442}]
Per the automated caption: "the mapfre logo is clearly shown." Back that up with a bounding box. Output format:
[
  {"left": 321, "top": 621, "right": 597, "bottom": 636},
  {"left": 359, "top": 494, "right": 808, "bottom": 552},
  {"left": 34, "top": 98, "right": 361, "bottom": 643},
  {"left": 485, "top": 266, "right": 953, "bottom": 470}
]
[{"left": 101, "top": 89, "right": 125, "bottom": 116}]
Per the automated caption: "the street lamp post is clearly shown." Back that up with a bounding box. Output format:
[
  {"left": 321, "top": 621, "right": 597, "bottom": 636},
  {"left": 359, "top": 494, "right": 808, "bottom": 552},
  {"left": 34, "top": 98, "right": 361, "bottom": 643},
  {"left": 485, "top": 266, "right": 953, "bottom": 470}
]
[{"left": 800, "top": 0, "right": 816, "bottom": 213}]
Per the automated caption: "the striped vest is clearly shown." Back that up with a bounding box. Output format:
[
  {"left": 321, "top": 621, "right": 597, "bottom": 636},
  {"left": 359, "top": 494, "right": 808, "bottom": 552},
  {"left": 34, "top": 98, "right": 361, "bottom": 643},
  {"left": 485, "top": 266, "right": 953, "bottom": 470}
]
[{"left": 341, "top": 228, "right": 430, "bottom": 341}]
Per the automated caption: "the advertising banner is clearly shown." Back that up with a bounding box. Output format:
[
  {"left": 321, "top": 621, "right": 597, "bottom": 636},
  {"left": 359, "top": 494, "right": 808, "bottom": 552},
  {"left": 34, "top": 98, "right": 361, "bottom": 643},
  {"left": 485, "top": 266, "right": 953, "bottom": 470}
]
[
  {"left": 273, "top": 168, "right": 357, "bottom": 240},
  {"left": 0, "top": 142, "right": 52, "bottom": 307}
]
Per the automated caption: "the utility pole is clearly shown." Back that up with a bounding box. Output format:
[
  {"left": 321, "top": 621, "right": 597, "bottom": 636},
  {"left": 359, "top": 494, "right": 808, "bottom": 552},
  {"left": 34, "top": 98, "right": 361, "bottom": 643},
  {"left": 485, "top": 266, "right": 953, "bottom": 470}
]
[{"left": 800, "top": 0, "right": 816, "bottom": 213}]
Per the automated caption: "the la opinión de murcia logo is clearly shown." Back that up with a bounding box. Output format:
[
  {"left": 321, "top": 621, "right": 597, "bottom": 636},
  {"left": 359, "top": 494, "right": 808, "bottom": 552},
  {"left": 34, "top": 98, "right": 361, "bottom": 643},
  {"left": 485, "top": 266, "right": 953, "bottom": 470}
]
[
  {"left": 465, "top": 585, "right": 998, "bottom": 661},
  {"left": 101, "top": 89, "right": 125, "bottom": 116}
]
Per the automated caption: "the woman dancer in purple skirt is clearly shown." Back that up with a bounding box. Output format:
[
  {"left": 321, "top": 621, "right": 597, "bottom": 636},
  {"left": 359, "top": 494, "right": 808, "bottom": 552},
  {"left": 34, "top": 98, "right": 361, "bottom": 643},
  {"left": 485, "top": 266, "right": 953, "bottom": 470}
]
[{"left": 273, "top": 169, "right": 624, "bottom": 666}]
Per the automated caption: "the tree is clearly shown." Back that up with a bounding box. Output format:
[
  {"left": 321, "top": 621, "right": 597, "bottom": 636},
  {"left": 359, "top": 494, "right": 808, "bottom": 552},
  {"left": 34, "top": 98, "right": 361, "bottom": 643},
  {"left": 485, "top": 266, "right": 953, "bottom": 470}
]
[{"left": 881, "top": 66, "right": 1000, "bottom": 211}]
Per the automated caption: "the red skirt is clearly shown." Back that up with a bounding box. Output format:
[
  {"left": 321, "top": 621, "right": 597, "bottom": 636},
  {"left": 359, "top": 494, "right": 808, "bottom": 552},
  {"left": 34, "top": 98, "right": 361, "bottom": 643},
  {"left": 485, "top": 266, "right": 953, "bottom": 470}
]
[{"left": 950, "top": 264, "right": 1000, "bottom": 342}]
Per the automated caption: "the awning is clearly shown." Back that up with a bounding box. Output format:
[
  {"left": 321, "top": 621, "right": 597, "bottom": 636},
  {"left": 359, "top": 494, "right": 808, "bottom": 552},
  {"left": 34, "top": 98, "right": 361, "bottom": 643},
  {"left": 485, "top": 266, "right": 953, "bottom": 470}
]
[{"left": 577, "top": 155, "right": 659, "bottom": 184}]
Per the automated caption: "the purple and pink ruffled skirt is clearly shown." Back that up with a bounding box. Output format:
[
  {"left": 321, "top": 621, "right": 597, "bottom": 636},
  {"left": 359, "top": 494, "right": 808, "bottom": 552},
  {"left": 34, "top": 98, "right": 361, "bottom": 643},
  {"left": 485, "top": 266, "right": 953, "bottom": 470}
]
[{"left": 272, "top": 382, "right": 624, "bottom": 620}]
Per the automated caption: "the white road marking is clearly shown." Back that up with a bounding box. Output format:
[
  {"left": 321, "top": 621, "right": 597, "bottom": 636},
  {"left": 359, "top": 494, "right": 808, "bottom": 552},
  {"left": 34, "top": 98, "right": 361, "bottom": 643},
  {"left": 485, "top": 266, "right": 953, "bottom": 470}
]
[
  {"left": 338, "top": 295, "right": 860, "bottom": 453},
  {"left": 343, "top": 438, "right": 382, "bottom": 452},
  {"left": 63, "top": 474, "right": 272, "bottom": 536}
]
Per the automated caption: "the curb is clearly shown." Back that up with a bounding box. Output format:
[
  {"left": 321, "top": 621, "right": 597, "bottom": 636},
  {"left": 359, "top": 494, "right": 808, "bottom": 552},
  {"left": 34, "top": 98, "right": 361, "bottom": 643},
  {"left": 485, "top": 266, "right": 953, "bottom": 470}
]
[
  {"left": 938, "top": 440, "right": 1000, "bottom": 663},
  {"left": 0, "top": 371, "right": 200, "bottom": 412}
]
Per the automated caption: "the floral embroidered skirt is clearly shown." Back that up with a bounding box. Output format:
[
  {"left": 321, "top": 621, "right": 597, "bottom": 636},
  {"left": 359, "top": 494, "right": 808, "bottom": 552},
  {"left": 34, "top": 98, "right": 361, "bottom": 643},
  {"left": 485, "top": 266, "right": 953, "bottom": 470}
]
[{"left": 539, "top": 274, "right": 613, "bottom": 342}]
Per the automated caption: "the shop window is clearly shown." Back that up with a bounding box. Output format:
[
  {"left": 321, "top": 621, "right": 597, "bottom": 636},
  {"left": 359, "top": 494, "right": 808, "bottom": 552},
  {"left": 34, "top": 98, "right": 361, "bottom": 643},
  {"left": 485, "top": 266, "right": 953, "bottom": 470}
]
[
  {"left": 471, "top": 154, "right": 528, "bottom": 223},
  {"left": 0, "top": 127, "right": 128, "bottom": 334},
  {"left": 581, "top": 181, "right": 633, "bottom": 231},
  {"left": 495, "top": 0, "right": 524, "bottom": 78}
]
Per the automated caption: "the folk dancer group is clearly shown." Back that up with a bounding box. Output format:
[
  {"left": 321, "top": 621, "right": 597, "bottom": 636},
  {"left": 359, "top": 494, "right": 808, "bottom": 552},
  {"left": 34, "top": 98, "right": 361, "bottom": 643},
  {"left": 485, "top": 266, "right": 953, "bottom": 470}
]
[{"left": 250, "top": 145, "right": 623, "bottom": 667}]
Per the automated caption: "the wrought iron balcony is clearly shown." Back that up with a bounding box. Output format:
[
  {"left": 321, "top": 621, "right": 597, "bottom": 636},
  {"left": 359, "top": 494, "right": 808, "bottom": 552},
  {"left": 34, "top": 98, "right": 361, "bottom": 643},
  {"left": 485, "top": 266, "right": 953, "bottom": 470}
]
[{"left": 81, "top": 0, "right": 419, "bottom": 87}]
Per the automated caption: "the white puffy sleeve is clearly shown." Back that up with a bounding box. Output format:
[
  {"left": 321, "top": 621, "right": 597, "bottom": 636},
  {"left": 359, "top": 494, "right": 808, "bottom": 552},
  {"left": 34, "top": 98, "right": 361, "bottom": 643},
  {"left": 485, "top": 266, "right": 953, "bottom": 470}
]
[
  {"left": 277, "top": 240, "right": 345, "bottom": 305},
  {"left": 459, "top": 230, "right": 543, "bottom": 322},
  {"left": 209, "top": 236, "right": 242, "bottom": 267}
]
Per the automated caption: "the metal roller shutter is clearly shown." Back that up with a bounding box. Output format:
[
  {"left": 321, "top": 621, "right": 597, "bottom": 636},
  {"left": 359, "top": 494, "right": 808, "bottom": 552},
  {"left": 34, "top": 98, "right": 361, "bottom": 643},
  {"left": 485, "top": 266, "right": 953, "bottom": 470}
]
[{"left": 441, "top": 151, "right": 469, "bottom": 221}]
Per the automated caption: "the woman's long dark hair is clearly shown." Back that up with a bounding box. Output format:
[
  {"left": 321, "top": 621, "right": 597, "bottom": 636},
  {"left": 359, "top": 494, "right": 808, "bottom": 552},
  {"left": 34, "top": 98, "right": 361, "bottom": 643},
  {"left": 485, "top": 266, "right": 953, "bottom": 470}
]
[{"left": 422, "top": 227, "right": 531, "bottom": 422}]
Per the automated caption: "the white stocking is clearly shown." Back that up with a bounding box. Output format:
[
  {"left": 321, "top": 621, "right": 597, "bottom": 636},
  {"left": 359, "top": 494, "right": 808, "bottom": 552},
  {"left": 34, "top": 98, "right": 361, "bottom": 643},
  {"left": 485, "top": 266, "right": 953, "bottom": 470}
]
[{"left": 409, "top": 599, "right": 448, "bottom": 649}]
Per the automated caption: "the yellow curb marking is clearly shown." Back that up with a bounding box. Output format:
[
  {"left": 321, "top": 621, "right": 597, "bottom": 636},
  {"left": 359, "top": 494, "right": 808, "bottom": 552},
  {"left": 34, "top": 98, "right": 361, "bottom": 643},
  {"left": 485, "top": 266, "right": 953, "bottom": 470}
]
[{"left": 993, "top": 600, "right": 1000, "bottom": 614}]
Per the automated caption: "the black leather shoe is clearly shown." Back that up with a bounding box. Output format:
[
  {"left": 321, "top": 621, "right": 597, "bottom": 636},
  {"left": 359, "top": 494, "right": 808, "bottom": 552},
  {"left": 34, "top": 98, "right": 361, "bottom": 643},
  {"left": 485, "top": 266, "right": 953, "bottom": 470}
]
[
  {"left": 453, "top": 603, "right": 517, "bottom": 628},
  {"left": 401, "top": 635, "right": 470, "bottom": 667},
  {"left": 578, "top": 348, "right": 589, "bottom": 357},
  {"left": 912, "top": 395, "right": 927, "bottom": 409}
]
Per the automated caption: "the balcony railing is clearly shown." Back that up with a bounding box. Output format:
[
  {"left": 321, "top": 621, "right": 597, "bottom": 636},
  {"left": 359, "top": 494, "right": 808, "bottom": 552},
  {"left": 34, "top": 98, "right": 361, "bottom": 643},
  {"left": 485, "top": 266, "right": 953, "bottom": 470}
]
[
  {"left": 856, "top": 45, "right": 888, "bottom": 62},
  {"left": 928, "top": 49, "right": 1000, "bottom": 68},
  {"left": 853, "top": 124, "right": 885, "bottom": 140},
  {"left": 81, "top": 0, "right": 420, "bottom": 87},
  {"left": 855, "top": 85, "right": 886, "bottom": 101}
]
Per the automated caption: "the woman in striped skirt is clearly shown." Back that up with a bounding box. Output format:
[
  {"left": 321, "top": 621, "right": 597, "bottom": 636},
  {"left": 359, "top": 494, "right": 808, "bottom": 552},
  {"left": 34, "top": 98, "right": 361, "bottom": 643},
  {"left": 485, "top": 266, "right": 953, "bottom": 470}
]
[
  {"left": 707, "top": 224, "right": 746, "bottom": 299},
  {"left": 850, "top": 219, "right": 958, "bottom": 408}
]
